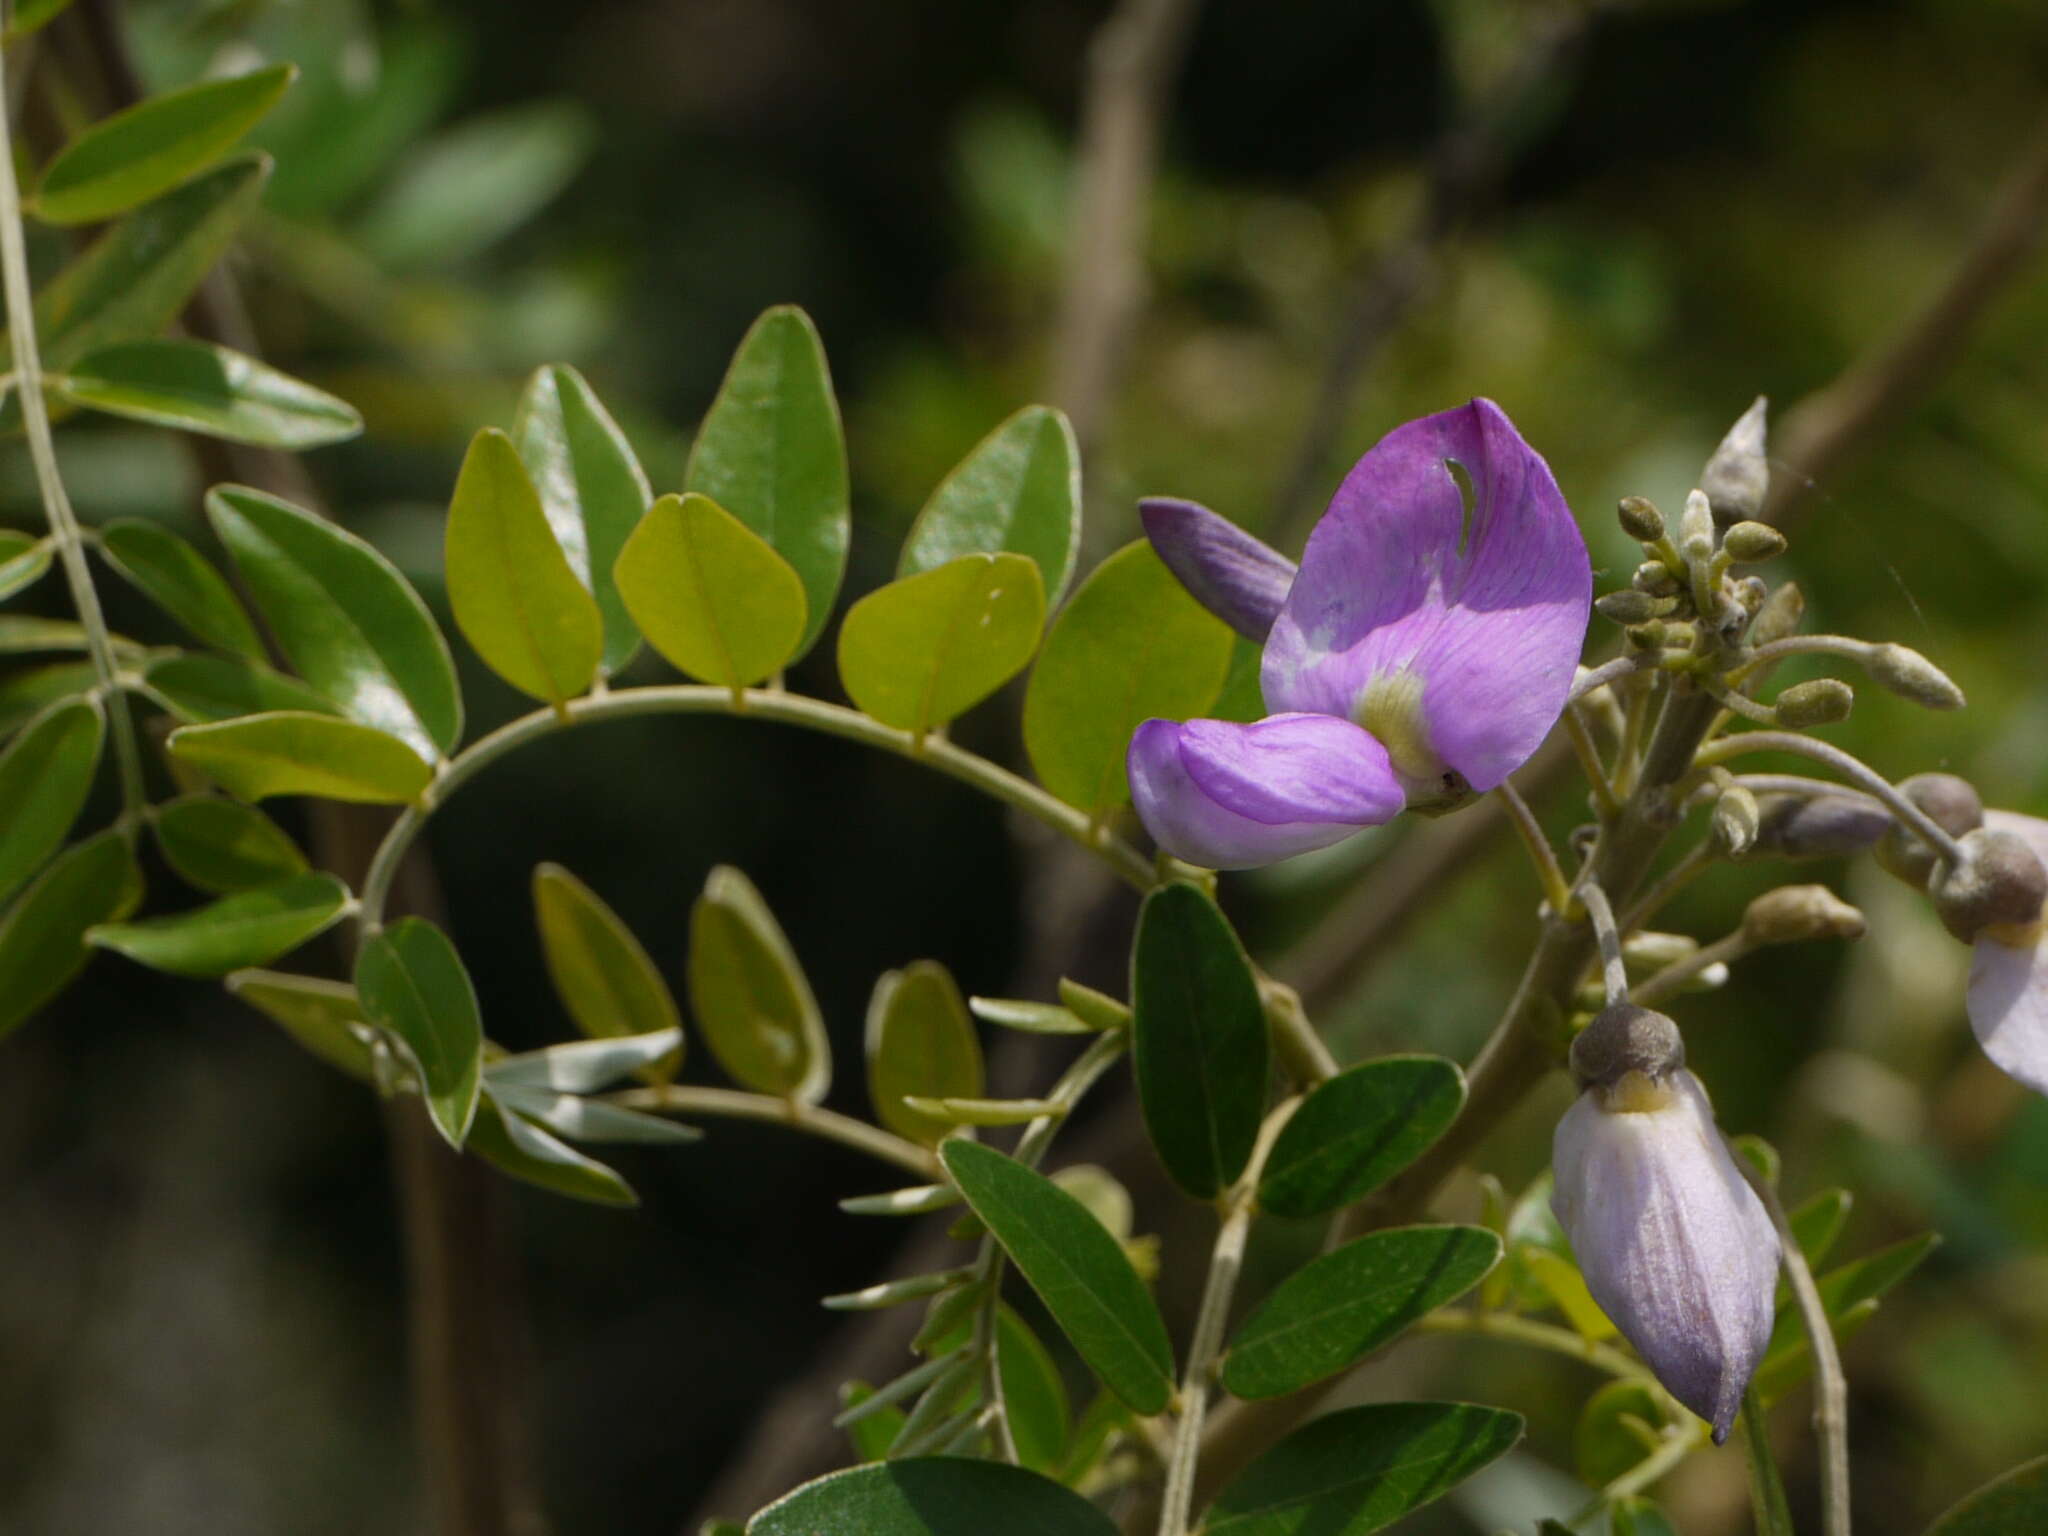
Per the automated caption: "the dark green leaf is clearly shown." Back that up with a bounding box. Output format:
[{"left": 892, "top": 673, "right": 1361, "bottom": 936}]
[
  {"left": 144, "top": 652, "right": 343, "bottom": 723},
  {"left": 899, "top": 405, "right": 1081, "bottom": 602},
  {"left": 168, "top": 711, "right": 433, "bottom": 803},
  {"left": 207, "top": 484, "right": 460, "bottom": 758},
  {"left": 513, "top": 363, "right": 649, "bottom": 675},
  {"left": 445, "top": 427, "right": 603, "bottom": 705},
  {"left": 98, "top": 517, "right": 265, "bottom": 657},
  {"left": 997, "top": 1305, "right": 1072, "bottom": 1475},
  {"left": 356, "top": 917, "right": 483, "bottom": 1147},
  {"left": 1130, "top": 882, "right": 1267, "bottom": 1200},
  {"left": 468, "top": 1089, "right": 637, "bottom": 1207},
  {"left": 866, "top": 960, "right": 986, "bottom": 1147},
  {"left": 0, "top": 615, "right": 141, "bottom": 655},
  {"left": 0, "top": 697, "right": 103, "bottom": 905},
  {"left": 1023, "top": 540, "right": 1233, "bottom": 816},
  {"left": 1786, "top": 1187, "right": 1852, "bottom": 1271},
  {"left": 0, "top": 661, "right": 99, "bottom": 739},
  {"left": 1259, "top": 1056, "right": 1467, "bottom": 1219},
  {"left": 1573, "top": 1379, "right": 1666, "bottom": 1488},
  {"left": 839, "top": 554, "right": 1045, "bottom": 736},
  {"left": 1925, "top": 1455, "right": 2048, "bottom": 1535},
  {"left": 687, "top": 865, "right": 829, "bottom": 1102},
  {"left": 615, "top": 492, "right": 807, "bottom": 689},
  {"left": 684, "top": 305, "right": 847, "bottom": 659},
  {"left": 153, "top": 795, "right": 308, "bottom": 893},
  {"left": 748, "top": 1457, "right": 1117, "bottom": 1536},
  {"left": 34, "top": 65, "right": 295, "bottom": 226},
  {"left": 89, "top": 872, "right": 349, "bottom": 978},
  {"left": 0, "top": 531, "right": 51, "bottom": 602},
  {"left": 1611, "top": 1496, "right": 1681, "bottom": 1536},
  {"left": 532, "top": 863, "right": 682, "bottom": 1080},
  {"left": 226, "top": 969, "right": 374, "bottom": 1080},
  {"left": 55, "top": 339, "right": 361, "bottom": 448},
  {"left": 1205, "top": 1402, "right": 1524, "bottom": 1536},
  {"left": 941, "top": 1139, "right": 1174, "bottom": 1415},
  {"left": 1222, "top": 1226, "right": 1501, "bottom": 1399},
  {"left": 0, "top": 828, "right": 143, "bottom": 1040}
]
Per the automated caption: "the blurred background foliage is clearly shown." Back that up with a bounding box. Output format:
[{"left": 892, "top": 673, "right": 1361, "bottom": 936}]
[{"left": 1, "top": 0, "right": 2045, "bottom": 1532}]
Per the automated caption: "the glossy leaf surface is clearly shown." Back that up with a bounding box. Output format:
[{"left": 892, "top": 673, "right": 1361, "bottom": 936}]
[
  {"left": 839, "top": 554, "right": 1044, "bottom": 736},
  {"left": 490, "top": 1085, "right": 700, "bottom": 1145},
  {"left": 749, "top": 1458, "right": 1116, "bottom": 1536},
  {"left": 145, "top": 653, "right": 342, "bottom": 724},
  {"left": 1259, "top": 1056, "right": 1466, "bottom": 1219},
  {"left": 469, "top": 1089, "right": 637, "bottom": 1207},
  {"left": 154, "top": 796, "right": 308, "bottom": 893},
  {"left": 899, "top": 405, "right": 1081, "bottom": 602},
  {"left": 487, "top": 1028, "right": 686, "bottom": 1094},
  {"left": 0, "top": 829, "right": 142, "bottom": 1040},
  {"left": 0, "top": 532, "right": 51, "bottom": 603},
  {"left": 865, "top": 960, "right": 985, "bottom": 1147},
  {"left": 56, "top": 339, "right": 361, "bottom": 448},
  {"left": 532, "top": 863, "right": 682, "bottom": 1079},
  {"left": 89, "top": 872, "right": 349, "bottom": 978},
  {"left": 226, "top": 969, "right": 374, "bottom": 1080},
  {"left": 356, "top": 917, "right": 483, "bottom": 1146},
  {"left": 0, "top": 697, "right": 103, "bottom": 905},
  {"left": 169, "top": 712, "right": 433, "bottom": 804},
  {"left": 687, "top": 865, "right": 828, "bottom": 1102},
  {"left": 98, "top": 518, "right": 265, "bottom": 657},
  {"left": 615, "top": 492, "right": 806, "bottom": 689}
]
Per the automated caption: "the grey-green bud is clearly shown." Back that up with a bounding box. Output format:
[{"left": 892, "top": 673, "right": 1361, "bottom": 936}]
[
  {"left": 1774, "top": 678, "right": 1853, "bottom": 727},
  {"left": 1929, "top": 827, "right": 2048, "bottom": 942},
  {"left": 1702, "top": 396, "right": 1770, "bottom": 525},
  {"left": 1754, "top": 793, "right": 1891, "bottom": 859},
  {"left": 1711, "top": 785, "right": 1762, "bottom": 857},
  {"left": 1624, "top": 930, "right": 1699, "bottom": 968},
  {"left": 1679, "top": 489, "right": 1715, "bottom": 563},
  {"left": 1876, "top": 773, "right": 1985, "bottom": 888},
  {"left": 1721, "top": 521, "right": 1787, "bottom": 564},
  {"left": 1633, "top": 561, "right": 1682, "bottom": 598},
  {"left": 1747, "top": 581, "right": 1805, "bottom": 646},
  {"left": 1570, "top": 1003, "right": 1686, "bottom": 1090},
  {"left": 1741, "top": 884, "right": 1867, "bottom": 945},
  {"left": 1596, "top": 589, "right": 1659, "bottom": 625},
  {"left": 1868, "top": 643, "right": 1965, "bottom": 711},
  {"left": 1618, "top": 496, "right": 1666, "bottom": 543}
]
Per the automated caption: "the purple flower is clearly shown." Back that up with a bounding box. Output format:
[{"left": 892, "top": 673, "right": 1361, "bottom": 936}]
[
  {"left": 1963, "top": 810, "right": 2048, "bottom": 1095},
  {"left": 1129, "top": 400, "right": 1590, "bottom": 869}
]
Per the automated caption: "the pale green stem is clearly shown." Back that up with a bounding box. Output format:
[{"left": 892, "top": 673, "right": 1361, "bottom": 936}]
[
  {"left": 0, "top": 65, "right": 145, "bottom": 820},
  {"left": 1493, "top": 780, "right": 1572, "bottom": 915},
  {"left": 1410, "top": 1307, "right": 1652, "bottom": 1388},
  {"left": 1567, "top": 653, "right": 1656, "bottom": 704},
  {"left": 1733, "top": 633, "right": 1871, "bottom": 677},
  {"left": 1739, "top": 1386, "right": 1796, "bottom": 1536},
  {"left": 607, "top": 1084, "right": 941, "bottom": 1179},
  {"left": 1629, "top": 927, "right": 1749, "bottom": 1009},
  {"left": 1601, "top": 1421, "right": 1708, "bottom": 1506},
  {"left": 1560, "top": 703, "right": 1622, "bottom": 820},
  {"left": 1694, "top": 729, "right": 1964, "bottom": 864},
  {"left": 1618, "top": 840, "right": 1714, "bottom": 935}
]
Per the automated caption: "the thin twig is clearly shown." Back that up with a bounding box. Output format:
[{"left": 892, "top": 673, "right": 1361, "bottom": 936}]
[
  {"left": 1577, "top": 882, "right": 1628, "bottom": 1006},
  {"left": 1629, "top": 928, "right": 1747, "bottom": 1009},
  {"left": 1693, "top": 730, "right": 1962, "bottom": 863},
  {"left": 609, "top": 1086, "right": 942, "bottom": 1179},
  {"left": 1493, "top": 780, "right": 1572, "bottom": 914}
]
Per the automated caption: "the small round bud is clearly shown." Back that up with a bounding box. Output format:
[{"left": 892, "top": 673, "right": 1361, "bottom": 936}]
[
  {"left": 1596, "top": 589, "right": 1658, "bottom": 625},
  {"left": 1754, "top": 793, "right": 1891, "bottom": 860},
  {"left": 1711, "top": 785, "right": 1762, "bottom": 857},
  {"left": 1876, "top": 774, "right": 1985, "bottom": 888},
  {"left": 1632, "top": 561, "right": 1681, "bottom": 598},
  {"left": 1742, "top": 884, "right": 1867, "bottom": 945},
  {"left": 1929, "top": 827, "right": 2048, "bottom": 942},
  {"left": 1747, "top": 581, "right": 1805, "bottom": 646},
  {"left": 1868, "top": 643, "right": 1965, "bottom": 711},
  {"left": 1774, "top": 678, "right": 1853, "bottom": 728},
  {"left": 1702, "top": 396, "right": 1770, "bottom": 524},
  {"left": 1617, "top": 496, "right": 1666, "bottom": 543},
  {"left": 1571, "top": 1003, "right": 1685, "bottom": 1090},
  {"left": 1721, "top": 521, "right": 1787, "bottom": 564}
]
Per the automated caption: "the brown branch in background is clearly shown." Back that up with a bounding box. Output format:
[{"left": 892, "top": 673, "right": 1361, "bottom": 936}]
[{"left": 1270, "top": 6, "right": 1593, "bottom": 546}]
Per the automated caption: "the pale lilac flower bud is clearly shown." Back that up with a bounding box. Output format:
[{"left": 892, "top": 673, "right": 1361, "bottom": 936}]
[
  {"left": 1553, "top": 1006, "right": 1778, "bottom": 1443},
  {"left": 1965, "top": 811, "right": 2048, "bottom": 1095},
  {"left": 1754, "top": 793, "right": 1891, "bottom": 860},
  {"left": 1702, "top": 396, "right": 1770, "bottom": 525},
  {"left": 1876, "top": 773, "right": 1983, "bottom": 888},
  {"left": 1931, "top": 827, "right": 2047, "bottom": 943}
]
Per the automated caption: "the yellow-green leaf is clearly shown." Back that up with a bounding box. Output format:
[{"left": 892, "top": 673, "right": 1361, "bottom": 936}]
[
  {"left": 686, "top": 864, "right": 828, "bottom": 1103},
  {"left": 168, "top": 711, "right": 433, "bottom": 804},
  {"left": 226, "top": 969, "right": 375, "bottom": 1081},
  {"left": 865, "top": 960, "right": 985, "bottom": 1147},
  {"left": 532, "top": 862, "right": 682, "bottom": 1082},
  {"left": 838, "top": 553, "right": 1044, "bottom": 737},
  {"left": 614, "top": 492, "right": 806, "bottom": 689},
  {"left": 357, "top": 916, "right": 482, "bottom": 1147},
  {"left": 0, "top": 531, "right": 52, "bottom": 603},
  {"left": 89, "top": 872, "right": 350, "bottom": 978}
]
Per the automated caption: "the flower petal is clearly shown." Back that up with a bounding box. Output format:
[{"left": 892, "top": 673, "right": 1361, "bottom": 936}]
[
  {"left": 1262, "top": 399, "right": 1590, "bottom": 791},
  {"left": 1968, "top": 933, "right": 2048, "bottom": 1095},
  {"left": 1139, "top": 497, "right": 1297, "bottom": 642},
  {"left": 1127, "top": 713, "right": 1403, "bottom": 869},
  {"left": 1552, "top": 1072, "right": 1778, "bottom": 1442}
]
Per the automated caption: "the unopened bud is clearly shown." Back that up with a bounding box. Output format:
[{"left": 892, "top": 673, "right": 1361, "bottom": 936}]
[
  {"left": 1679, "top": 489, "right": 1715, "bottom": 563},
  {"left": 1930, "top": 827, "right": 2048, "bottom": 942},
  {"left": 1624, "top": 930, "right": 1698, "bottom": 968},
  {"left": 1721, "top": 521, "right": 1786, "bottom": 564},
  {"left": 1570, "top": 1003, "right": 1685, "bottom": 1090},
  {"left": 1876, "top": 772, "right": 1985, "bottom": 888},
  {"left": 1731, "top": 575, "right": 1769, "bottom": 617},
  {"left": 1596, "top": 589, "right": 1658, "bottom": 625},
  {"left": 1057, "top": 977, "right": 1130, "bottom": 1032},
  {"left": 1625, "top": 622, "right": 1668, "bottom": 652},
  {"left": 1742, "top": 884, "right": 1867, "bottom": 945},
  {"left": 1774, "top": 678, "right": 1853, "bottom": 727},
  {"left": 1711, "top": 785, "right": 1762, "bottom": 857},
  {"left": 1633, "top": 561, "right": 1681, "bottom": 598},
  {"left": 1618, "top": 496, "right": 1666, "bottom": 543},
  {"left": 1754, "top": 793, "right": 1891, "bottom": 859},
  {"left": 1868, "top": 643, "right": 1965, "bottom": 711},
  {"left": 1747, "top": 581, "right": 1804, "bottom": 647},
  {"left": 1702, "top": 397, "right": 1770, "bottom": 524}
]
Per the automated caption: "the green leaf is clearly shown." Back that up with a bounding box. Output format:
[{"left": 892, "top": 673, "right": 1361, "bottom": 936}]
[
  {"left": 445, "top": 427, "right": 603, "bottom": 705},
  {"left": 839, "top": 554, "right": 1045, "bottom": 736},
  {"left": 614, "top": 492, "right": 807, "bottom": 690},
  {"left": 144, "top": 653, "right": 343, "bottom": 723},
  {"left": 0, "top": 697, "right": 104, "bottom": 905},
  {"left": 1525, "top": 1247, "right": 1618, "bottom": 1342},
  {"left": 226, "top": 969, "right": 375, "bottom": 1080},
  {"left": 997, "top": 1305, "right": 1073, "bottom": 1476},
  {"left": 684, "top": 305, "right": 848, "bottom": 659},
  {"left": 169, "top": 711, "right": 433, "bottom": 804},
  {"left": 1765, "top": 1232, "right": 1940, "bottom": 1358},
  {"left": 490, "top": 1084, "right": 701, "bottom": 1145},
  {"left": 0, "top": 828, "right": 143, "bottom": 1040},
  {"left": 899, "top": 405, "right": 1081, "bottom": 603},
  {"left": 54, "top": 339, "right": 362, "bottom": 448},
  {"left": 487, "top": 1029, "right": 687, "bottom": 1093},
  {"left": 940, "top": 1139, "right": 1174, "bottom": 1415},
  {"left": 837, "top": 1382, "right": 907, "bottom": 1463},
  {"left": 513, "top": 363, "right": 650, "bottom": 675},
  {"left": 356, "top": 917, "right": 483, "bottom": 1147},
  {"left": 967, "top": 996, "right": 1095, "bottom": 1035},
  {"left": 468, "top": 1089, "right": 637, "bottom": 1207},
  {"left": 687, "top": 865, "right": 829, "bottom": 1102},
  {"left": 1023, "top": 540, "right": 1233, "bottom": 816},
  {"left": 0, "top": 615, "right": 141, "bottom": 655},
  {"left": 1130, "top": 882, "right": 1267, "bottom": 1200},
  {"left": 0, "top": 531, "right": 52, "bottom": 603},
  {"left": 1925, "top": 1455, "right": 2048, "bottom": 1535},
  {"left": 207, "top": 484, "right": 460, "bottom": 759},
  {"left": 532, "top": 863, "right": 682, "bottom": 1080},
  {"left": 153, "top": 796, "right": 308, "bottom": 893},
  {"left": 748, "top": 1457, "right": 1118, "bottom": 1536},
  {"left": 34, "top": 65, "right": 295, "bottom": 226},
  {"left": 4, "top": 0, "right": 77, "bottom": 41},
  {"left": 89, "top": 872, "right": 349, "bottom": 978},
  {"left": 0, "top": 661, "right": 98, "bottom": 739},
  {"left": 1222, "top": 1226, "right": 1501, "bottom": 1400},
  {"left": 98, "top": 518, "right": 265, "bottom": 657},
  {"left": 1786, "top": 1187, "right": 1852, "bottom": 1271},
  {"left": 1258, "top": 1056, "right": 1467, "bottom": 1219},
  {"left": 1611, "top": 1496, "right": 1681, "bottom": 1536},
  {"left": 1573, "top": 1379, "right": 1666, "bottom": 1488},
  {"left": 866, "top": 960, "right": 986, "bottom": 1147},
  {"left": 1205, "top": 1402, "right": 1524, "bottom": 1536}
]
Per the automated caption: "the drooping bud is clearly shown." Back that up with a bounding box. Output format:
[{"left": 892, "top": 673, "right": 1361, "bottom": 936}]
[
  {"left": 1741, "top": 884, "right": 1867, "bottom": 945},
  {"left": 1596, "top": 589, "right": 1658, "bottom": 625},
  {"left": 1617, "top": 496, "right": 1666, "bottom": 543},
  {"left": 1964, "top": 810, "right": 2048, "bottom": 1097},
  {"left": 1711, "top": 785, "right": 1762, "bottom": 857},
  {"left": 1876, "top": 773, "right": 1984, "bottom": 887},
  {"left": 1678, "top": 490, "right": 1715, "bottom": 564},
  {"left": 1867, "top": 643, "right": 1965, "bottom": 711},
  {"left": 1774, "top": 678, "right": 1853, "bottom": 728},
  {"left": 1721, "top": 521, "right": 1786, "bottom": 564},
  {"left": 1551, "top": 1054, "right": 1779, "bottom": 1443},
  {"left": 1754, "top": 793, "right": 1891, "bottom": 860},
  {"left": 1701, "top": 396, "right": 1770, "bottom": 525},
  {"left": 1624, "top": 931, "right": 1698, "bottom": 969},
  {"left": 1632, "top": 561, "right": 1681, "bottom": 598},
  {"left": 1570, "top": 1003, "right": 1685, "bottom": 1091},
  {"left": 1929, "top": 827, "right": 2048, "bottom": 943},
  {"left": 1747, "top": 580, "right": 1805, "bottom": 646}
]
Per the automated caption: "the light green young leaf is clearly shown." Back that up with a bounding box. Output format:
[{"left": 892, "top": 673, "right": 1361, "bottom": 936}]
[
  {"left": 513, "top": 363, "right": 650, "bottom": 675},
  {"left": 34, "top": 65, "right": 295, "bottom": 226},
  {"left": 168, "top": 711, "right": 433, "bottom": 804},
  {"left": 687, "top": 865, "right": 829, "bottom": 1102},
  {"left": 1022, "top": 539, "right": 1233, "bottom": 816},
  {"left": 487, "top": 1028, "right": 686, "bottom": 1094},
  {"left": 0, "top": 829, "right": 143, "bottom": 1041},
  {"left": 748, "top": 1458, "right": 1117, "bottom": 1536},
  {"left": 468, "top": 1088, "right": 637, "bottom": 1207},
  {"left": 899, "top": 405, "right": 1081, "bottom": 603},
  {"left": 445, "top": 427, "right": 603, "bottom": 705},
  {"left": 684, "top": 305, "right": 847, "bottom": 659},
  {"left": 144, "top": 653, "right": 342, "bottom": 724},
  {"left": 98, "top": 518, "right": 266, "bottom": 657},
  {"left": 1258, "top": 1056, "right": 1466, "bottom": 1219},
  {"left": 838, "top": 554, "right": 1044, "bottom": 737},
  {"left": 0, "top": 697, "right": 103, "bottom": 905},
  {"left": 153, "top": 796, "right": 308, "bottom": 894},
  {"left": 614, "top": 492, "right": 807, "bottom": 690},
  {"left": 356, "top": 916, "right": 483, "bottom": 1147},
  {"left": 226, "top": 969, "right": 375, "bottom": 1080},
  {"left": 865, "top": 960, "right": 986, "bottom": 1147},
  {"left": 490, "top": 1084, "right": 701, "bottom": 1145},
  {"left": 89, "top": 872, "right": 349, "bottom": 978},
  {"left": 532, "top": 863, "right": 682, "bottom": 1080},
  {"left": 55, "top": 339, "right": 362, "bottom": 448},
  {"left": 0, "top": 531, "right": 52, "bottom": 603}
]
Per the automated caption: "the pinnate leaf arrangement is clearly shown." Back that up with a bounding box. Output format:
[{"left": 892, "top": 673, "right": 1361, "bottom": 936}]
[{"left": 1, "top": 31, "right": 2045, "bottom": 1536}]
